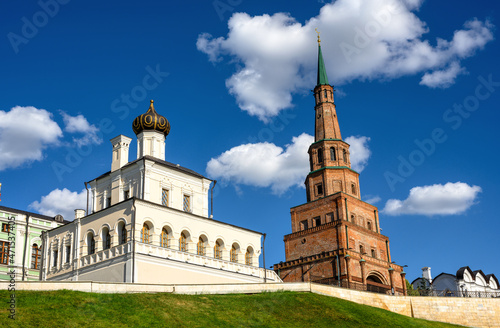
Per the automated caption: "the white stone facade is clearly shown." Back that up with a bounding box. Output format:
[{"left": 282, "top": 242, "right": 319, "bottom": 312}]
[{"left": 41, "top": 116, "right": 280, "bottom": 284}]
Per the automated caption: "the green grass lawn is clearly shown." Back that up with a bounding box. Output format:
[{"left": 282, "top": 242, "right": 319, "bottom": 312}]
[{"left": 0, "top": 290, "right": 461, "bottom": 328}]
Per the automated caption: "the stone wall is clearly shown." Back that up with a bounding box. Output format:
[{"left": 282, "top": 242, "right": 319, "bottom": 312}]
[{"left": 1, "top": 281, "right": 499, "bottom": 327}]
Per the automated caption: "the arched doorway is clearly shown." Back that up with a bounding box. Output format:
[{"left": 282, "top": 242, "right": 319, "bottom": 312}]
[{"left": 366, "top": 271, "right": 390, "bottom": 294}]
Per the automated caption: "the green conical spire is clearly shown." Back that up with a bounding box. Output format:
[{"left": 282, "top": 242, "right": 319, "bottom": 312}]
[{"left": 317, "top": 44, "right": 329, "bottom": 86}]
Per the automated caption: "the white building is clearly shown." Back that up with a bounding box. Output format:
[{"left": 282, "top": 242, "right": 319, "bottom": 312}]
[
  {"left": 40, "top": 100, "right": 280, "bottom": 284},
  {"left": 412, "top": 266, "right": 499, "bottom": 297}
]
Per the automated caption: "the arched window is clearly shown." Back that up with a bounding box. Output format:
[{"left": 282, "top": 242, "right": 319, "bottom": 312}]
[
  {"left": 343, "top": 149, "right": 347, "bottom": 162},
  {"left": 197, "top": 236, "right": 206, "bottom": 256},
  {"left": 351, "top": 183, "right": 357, "bottom": 196},
  {"left": 88, "top": 233, "right": 95, "bottom": 255},
  {"left": 245, "top": 247, "right": 253, "bottom": 266},
  {"left": 141, "top": 223, "right": 151, "bottom": 244},
  {"left": 317, "top": 149, "right": 323, "bottom": 163},
  {"left": 330, "top": 147, "right": 336, "bottom": 161},
  {"left": 359, "top": 244, "right": 365, "bottom": 254},
  {"left": 102, "top": 227, "right": 111, "bottom": 250},
  {"left": 324, "top": 90, "right": 328, "bottom": 99},
  {"left": 230, "top": 244, "right": 239, "bottom": 263},
  {"left": 367, "top": 221, "right": 372, "bottom": 231},
  {"left": 119, "top": 222, "right": 127, "bottom": 244},
  {"left": 161, "top": 228, "right": 169, "bottom": 248},
  {"left": 31, "top": 244, "right": 41, "bottom": 269},
  {"left": 179, "top": 232, "right": 187, "bottom": 252},
  {"left": 214, "top": 240, "right": 223, "bottom": 259}
]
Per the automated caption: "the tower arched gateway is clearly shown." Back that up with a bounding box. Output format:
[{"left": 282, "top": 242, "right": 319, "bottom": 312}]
[{"left": 273, "top": 33, "right": 406, "bottom": 295}]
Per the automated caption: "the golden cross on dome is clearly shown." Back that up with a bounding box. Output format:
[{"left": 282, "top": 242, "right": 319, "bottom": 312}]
[{"left": 315, "top": 28, "right": 321, "bottom": 45}]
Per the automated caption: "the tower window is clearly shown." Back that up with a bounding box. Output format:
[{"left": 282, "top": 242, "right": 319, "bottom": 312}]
[
  {"left": 343, "top": 149, "right": 347, "bottom": 162},
  {"left": 317, "top": 149, "right": 323, "bottom": 163},
  {"left": 367, "top": 221, "right": 372, "bottom": 231},
  {"left": 313, "top": 216, "right": 321, "bottom": 227},
  {"left": 359, "top": 245, "right": 365, "bottom": 254},
  {"left": 316, "top": 183, "right": 323, "bottom": 196},
  {"left": 351, "top": 183, "right": 357, "bottom": 196},
  {"left": 371, "top": 249, "right": 376, "bottom": 258},
  {"left": 300, "top": 220, "right": 309, "bottom": 230},
  {"left": 123, "top": 190, "right": 129, "bottom": 200},
  {"left": 330, "top": 147, "right": 336, "bottom": 161},
  {"left": 324, "top": 90, "right": 327, "bottom": 99}
]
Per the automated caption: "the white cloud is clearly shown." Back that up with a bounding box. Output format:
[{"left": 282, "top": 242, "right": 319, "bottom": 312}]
[
  {"left": 345, "top": 136, "right": 371, "bottom": 172},
  {"left": 197, "top": 0, "right": 493, "bottom": 121},
  {"left": 29, "top": 188, "right": 87, "bottom": 221},
  {"left": 60, "top": 111, "right": 102, "bottom": 146},
  {"left": 206, "top": 133, "right": 371, "bottom": 194},
  {"left": 364, "top": 195, "right": 381, "bottom": 204},
  {"left": 206, "top": 133, "right": 314, "bottom": 194},
  {"left": 420, "top": 61, "right": 465, "bottom": 88},
  {"left": 0, "top": 106, "right": 62, "bottom": 170},
  {"left": 382, "top": 182, "right": 481, "bottom": 216}
]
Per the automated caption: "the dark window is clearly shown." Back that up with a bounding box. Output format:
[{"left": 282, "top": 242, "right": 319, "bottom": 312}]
[
  {"left": 124, "top": 190, "right": 129, "bottom": 200},
  {"left": 88, "top": 234, "right": 95, "bottom": 255},
  {"left": 324, "top": 90, "right": 327, "bottom": 99},
  {"left": 330, "top": 147, "right": 336, "bottom": 161},
  {"left": 1, "top": 223, "right": 10, "bottom": 233},
  {"left": 65, "top": 245, "right": 71, "bottom": 263},
  {"left": 53, "top": 250, "right": 58, "bottom": 267},
  {"left": 343, "top": 149, "right": 347, "bottom": 162},
  {"left": 314, "top": 216, "right": 321, "bottom": 227},
  {"left": 351, "top": 184, "right": 357, "bottom": 195},
  {"left": 359, "top": 245, "right": 365, "bottom": 254},
  {"left": 316, "top": 184, "right": 323, "bottom": 195},
  {"left": 317, "top": 149, "right": 323, "bottom": 163},
  {"left": 371, "top": 249, "right": 376, "bottom": 258},
  {"left": 106, "top": 197, "right": 111, "bottom": 208},
  {"left": 104, "top": 229, "right": 111, "bottom": 250},
  {"left": 300, "top": 220, "right": 309, "bottom": 230},
  {"left": 120, "top": 225, "right": 127, "bottom": 244},
  {"left": 367, "top": 221, "right": 372, "bottom": 231}
]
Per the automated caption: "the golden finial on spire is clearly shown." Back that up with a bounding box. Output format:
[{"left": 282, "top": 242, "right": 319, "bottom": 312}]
[{"left": 315, "top": 28, "right": 321, "bottom": 45}]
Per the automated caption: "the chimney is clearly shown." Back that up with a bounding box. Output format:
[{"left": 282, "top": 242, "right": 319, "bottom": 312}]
[
  {"left": 111, "top": 135, "right": 132, "bottom": 172},
  {"left": 74, "top": 209, "right": 85, "bottom": 220},
  {"left": 422, "top": 266, "right": 432, "bottom": 283}
]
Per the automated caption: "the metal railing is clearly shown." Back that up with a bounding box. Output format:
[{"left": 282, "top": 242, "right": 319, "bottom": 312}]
[
  {"left": 407, "top": 289, "right": 500, "bottom": 298},
  {"left": 312, "top": 277, "right": 392, "bottom": 295}
]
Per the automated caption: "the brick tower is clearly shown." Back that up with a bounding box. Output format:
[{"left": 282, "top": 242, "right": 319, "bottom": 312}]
[{"left": 274, "top": 35, "right": 406, "bottom": 295}]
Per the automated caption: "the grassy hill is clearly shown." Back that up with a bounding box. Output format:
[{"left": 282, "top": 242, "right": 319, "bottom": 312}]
[{"left": 0, "top": 290, "right": 460, "bottom": 328}]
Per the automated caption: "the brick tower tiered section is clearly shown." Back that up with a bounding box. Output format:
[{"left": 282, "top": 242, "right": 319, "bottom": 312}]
[{"left": 274, "top": 38, "right": 406, "bottom": 295}]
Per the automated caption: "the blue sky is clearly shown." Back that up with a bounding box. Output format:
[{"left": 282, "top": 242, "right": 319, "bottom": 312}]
[{"left": 1, "top": 0, "right": 499, "bottom": 282}]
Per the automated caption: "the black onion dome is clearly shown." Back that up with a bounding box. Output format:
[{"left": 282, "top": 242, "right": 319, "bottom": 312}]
[{"left": 132, "top": 100, "right": 170, "bottom": 136}]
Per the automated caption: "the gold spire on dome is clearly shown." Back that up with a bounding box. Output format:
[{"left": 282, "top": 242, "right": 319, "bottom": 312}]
[
  {"left": 315, "top": 28, "right": 321, "bottom": 45},
  {"left": 132, "top": 99, "right": 170, "bottom": 136}
]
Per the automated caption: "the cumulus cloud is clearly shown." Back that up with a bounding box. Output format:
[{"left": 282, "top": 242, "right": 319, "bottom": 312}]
[
  {"left": 345, "top": 136, "right": 371, "bottom": 172},
  {"left": 207, "top": 133, "right": 372, "bottom": 194},
  {"left": 382, "top": 182, "right": 481, "bottom": 216},
  {"left": 207, "top": 133, "right": 314, "bottom": 194},
  {"left": 0, "top": 106, "right": 62, "bottom": 170},
  {"left": 60, "top": 111, "right": 102, "bottom": 146},
  {"left": 197, "top": 0, "right": 493, "bottom": 121},
  {"left": 420, "top": 61, "right": 465, "bottom": 88},
  {"left": 29, "top": 188, "right": 87, "bottom": 221}
]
